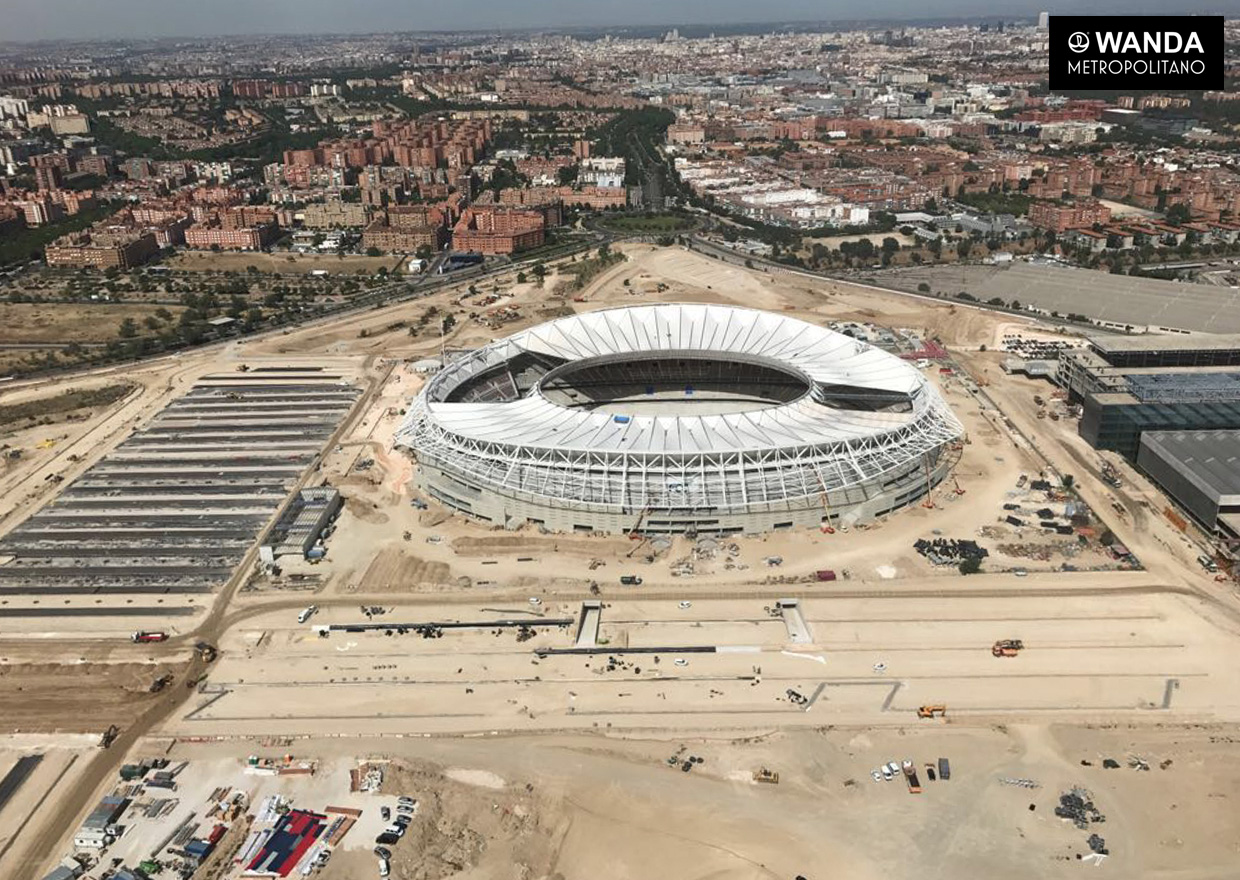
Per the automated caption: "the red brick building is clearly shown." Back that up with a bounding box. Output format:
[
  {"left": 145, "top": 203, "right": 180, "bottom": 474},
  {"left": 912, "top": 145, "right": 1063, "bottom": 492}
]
[
  {"left": 1027, "top": 199, "right": 1112, "bottom": 233},
  {"left": 452, "top": 206, "right": 545, "bottom": 255}
]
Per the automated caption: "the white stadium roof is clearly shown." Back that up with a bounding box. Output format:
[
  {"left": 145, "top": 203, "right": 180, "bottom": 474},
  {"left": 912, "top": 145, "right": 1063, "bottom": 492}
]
[
  {"left": 398, "top": 303, "right": 962, "bottom": 514},
  {"left": 413, "top": 303, "right": 947, "bottom": 455}
]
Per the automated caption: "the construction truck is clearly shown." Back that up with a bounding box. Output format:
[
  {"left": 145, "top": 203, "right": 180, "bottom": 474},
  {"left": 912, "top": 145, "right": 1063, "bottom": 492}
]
[
  {"left": 132, "top": 631, "right": 168, "bottom": 643},
  {"left": 98, "top": 725, "right": 120, "bottom": 749},
  {"left": 902, "top": 760, "right": 923, "bottom": 793},
  {"left": 917, "top": 704, "right": 947, "bottom": 719},
  {"left": 148, "top": 673, "right": 174, "bottom": 693},
  {"left": 992, "top": 639, "right": 1024, "bottom": 657},
  {"left": 194, "top": 642, "right": 217, "bottom": 663}
]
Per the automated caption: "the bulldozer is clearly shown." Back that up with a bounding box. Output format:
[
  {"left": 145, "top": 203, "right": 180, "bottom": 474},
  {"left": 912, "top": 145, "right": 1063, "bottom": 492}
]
[
  {"left": 752, "top": 767, "right": 780, "bottom": 784},
  {"left": 992, "top": 639, "right": 1024, "bottom": 658},
  {"left": 917, "top": 705, "right": 947, "bottom": 719}
]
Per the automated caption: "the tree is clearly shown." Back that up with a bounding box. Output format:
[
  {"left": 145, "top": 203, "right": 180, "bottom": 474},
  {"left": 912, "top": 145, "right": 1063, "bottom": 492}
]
[
  {"left": 958, "top": 557, "right": 982, "bottom": 575},
  {"left": 118, "top": 317, "right": 138, "bottom": 338},
  {"left": 366, "top": 247, "right": 382, "bottom": 257},
  {"left": 1165, "top": 203, "right": 1191, "bottom": 226}
]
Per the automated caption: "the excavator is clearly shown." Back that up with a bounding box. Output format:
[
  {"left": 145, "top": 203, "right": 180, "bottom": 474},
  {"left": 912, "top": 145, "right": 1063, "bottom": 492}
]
[
  {"left": 917, "top": 705, "right": 947, "bottom": 719},
  {"left": 992, "top": 639, "right": 1024, "bottom": 658}
]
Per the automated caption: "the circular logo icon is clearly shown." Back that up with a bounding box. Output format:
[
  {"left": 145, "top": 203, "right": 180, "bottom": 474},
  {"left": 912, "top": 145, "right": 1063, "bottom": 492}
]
[{"left": 1068, "top": 32, "right": 1090, "bottom": 53}]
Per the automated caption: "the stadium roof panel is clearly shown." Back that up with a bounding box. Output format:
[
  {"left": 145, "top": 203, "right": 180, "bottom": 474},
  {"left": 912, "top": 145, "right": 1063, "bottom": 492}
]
[{"left": 412, "top": 303, "right": 952, "bottom": 455}]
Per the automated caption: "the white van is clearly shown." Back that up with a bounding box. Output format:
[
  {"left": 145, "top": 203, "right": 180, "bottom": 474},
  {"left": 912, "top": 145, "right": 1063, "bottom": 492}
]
[{"left": 298, "top": 605, "right": 318, "bottom": 624}]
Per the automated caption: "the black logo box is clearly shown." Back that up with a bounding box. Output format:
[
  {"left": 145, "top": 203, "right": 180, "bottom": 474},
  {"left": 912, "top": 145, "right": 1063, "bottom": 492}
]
[{"left": 1049, "top": 15, "right": 1224, "bottom": 91}]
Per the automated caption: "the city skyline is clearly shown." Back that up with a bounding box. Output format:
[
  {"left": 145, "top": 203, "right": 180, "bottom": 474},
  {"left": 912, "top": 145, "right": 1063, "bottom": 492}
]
[{"left": 3, "top": 0, "right": 1237, "bottom": 42}]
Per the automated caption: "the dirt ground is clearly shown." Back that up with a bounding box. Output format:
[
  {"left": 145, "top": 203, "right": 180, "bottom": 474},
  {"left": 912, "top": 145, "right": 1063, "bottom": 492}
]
[
  {"left": 82, "top": 725, "right": 1240, "bottom": 880},
  {"left": 0, "top": 302, "right": 183, "bottom": 345},
  {"left": 4, "top": 241, "right": 1240, "bottom": 880},
  {"left": 0, "top": 659, "right": 189, "bottom": 734}
]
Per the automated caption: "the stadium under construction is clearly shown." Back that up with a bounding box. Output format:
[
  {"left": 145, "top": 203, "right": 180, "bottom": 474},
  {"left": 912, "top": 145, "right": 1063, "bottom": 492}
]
[{"left": 398, "top": 303, "right": 963, "bottom": 534}]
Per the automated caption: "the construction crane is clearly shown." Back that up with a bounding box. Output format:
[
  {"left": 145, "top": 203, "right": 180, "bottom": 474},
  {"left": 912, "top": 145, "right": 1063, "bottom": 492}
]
[
  {"left": 921, "top": 455, "right": 936, "bottom": 509},
  {"left": 627, "top": 506, "right": 651, "bottom": 541},
  {"left": 815, "top": 472, "right": 836, "bottom": 534}
]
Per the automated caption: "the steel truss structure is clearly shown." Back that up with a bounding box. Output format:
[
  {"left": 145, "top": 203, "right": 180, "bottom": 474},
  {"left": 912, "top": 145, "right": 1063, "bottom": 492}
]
[{"left": 397, "top": 303, "right": 962, "bottom": 531}]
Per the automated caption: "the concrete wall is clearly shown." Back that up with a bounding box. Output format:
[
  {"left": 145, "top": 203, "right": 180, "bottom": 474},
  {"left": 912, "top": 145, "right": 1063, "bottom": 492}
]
[{"left": 415, "top": 452, "right": 951, "bottom": 536}]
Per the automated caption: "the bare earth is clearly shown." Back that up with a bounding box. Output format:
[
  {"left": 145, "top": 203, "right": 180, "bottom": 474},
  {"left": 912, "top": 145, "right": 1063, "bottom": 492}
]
[{"left": 2, "top": 243, "right": 1239, "bottom": 880}]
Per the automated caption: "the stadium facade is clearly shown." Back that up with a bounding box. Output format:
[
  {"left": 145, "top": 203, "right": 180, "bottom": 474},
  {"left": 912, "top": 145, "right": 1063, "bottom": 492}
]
[{"left": 397, "top": 304, "right": 963, "bottom": 534}]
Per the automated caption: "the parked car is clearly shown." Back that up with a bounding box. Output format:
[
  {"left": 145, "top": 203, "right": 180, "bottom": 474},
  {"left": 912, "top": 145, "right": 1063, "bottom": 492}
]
[
  {"left": 373, "top": 846, "right": 392, "bottom": 859},
  {"left": 619, "top": 575, "right": 642, "bottom": 585},
  {"left": 375, "top": 833, "right": 399, "bottom": 846},
  {"left": 379, "top": 857, "right": 390, "bottom": 877}
]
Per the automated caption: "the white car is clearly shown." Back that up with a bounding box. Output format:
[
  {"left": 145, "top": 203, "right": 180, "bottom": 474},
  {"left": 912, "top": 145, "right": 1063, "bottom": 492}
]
[
  {"left": 881, "top": 765, "right": 894, "bottom": 781},
  {"left": 673, "top": 658, "right": 688, "bottom": 667},
  {"left": 871, "top": 770, "right": 883, "bottom": 783},
  {"left": 678, "top": 601, "right": 692, "bottom": 609},
  {"left": 885, "top": 762, "right": 901, "bottom": 778}
]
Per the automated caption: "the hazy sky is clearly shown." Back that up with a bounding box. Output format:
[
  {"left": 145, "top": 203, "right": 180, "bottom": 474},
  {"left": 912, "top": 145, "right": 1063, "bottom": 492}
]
[{"left": 2, "top": 0, "right": 1235, "bottom": 42}]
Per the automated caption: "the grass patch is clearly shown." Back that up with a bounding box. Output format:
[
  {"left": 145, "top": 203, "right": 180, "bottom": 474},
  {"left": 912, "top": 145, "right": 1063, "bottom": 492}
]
[
  {"left": 0, "top": 383, "right": 135, "bottom": 426},
  {"left": 598, "top": 212, "right": 699, "bottom": 233},
  {"left": 559, "top": 249, "right": 628, "bottom": 291},
  {"left": 953, "top": 192, "right": 1033, "bottom": 217}
]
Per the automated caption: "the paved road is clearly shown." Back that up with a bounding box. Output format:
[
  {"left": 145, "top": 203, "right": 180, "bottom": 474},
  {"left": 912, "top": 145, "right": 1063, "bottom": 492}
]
[{"left": 7, "top": 356, "right": 388, "bottom": 880}]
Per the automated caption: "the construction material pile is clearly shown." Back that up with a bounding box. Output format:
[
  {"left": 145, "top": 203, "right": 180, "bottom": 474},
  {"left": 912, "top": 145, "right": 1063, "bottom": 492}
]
[
  {"left": 1055, "top": 787, "right": 1106, "bottom": 831},
  {"left": 914, "top": 538, "right": 988, "bottom": 566}
]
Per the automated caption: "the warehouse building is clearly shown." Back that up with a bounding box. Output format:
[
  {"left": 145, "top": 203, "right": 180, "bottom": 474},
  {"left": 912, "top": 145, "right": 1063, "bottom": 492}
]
[
  {"left": 260, "top": 487, "right": 341, "bottom": 559},
  {"left": 1138, "top": 431, "right": 1240, "bottom": 541},
  {"left": 1058, "top": 335, "right": 1240, "bottom": 458}
]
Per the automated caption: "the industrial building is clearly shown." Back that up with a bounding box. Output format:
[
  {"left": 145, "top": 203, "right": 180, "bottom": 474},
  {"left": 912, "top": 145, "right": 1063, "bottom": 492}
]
[
  {"left": 1058, "top": 335, "right": 1240, "bottom": 458},
  {"left": 261, "top": 487, "right": 342, "bottom": 560},
  {"left": 1137, "top": 431, "right": 1240, "bottom": 544},
  {"left": 398, "top": 303, "right": 962, "bottom": 534}
]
